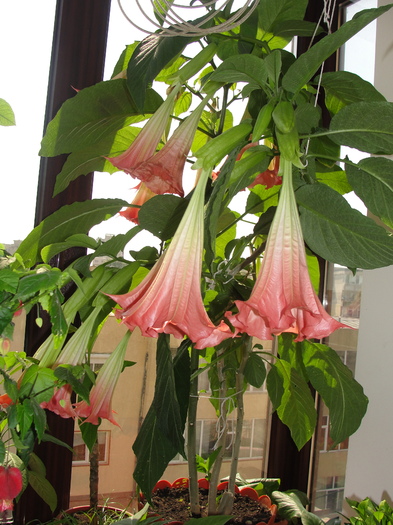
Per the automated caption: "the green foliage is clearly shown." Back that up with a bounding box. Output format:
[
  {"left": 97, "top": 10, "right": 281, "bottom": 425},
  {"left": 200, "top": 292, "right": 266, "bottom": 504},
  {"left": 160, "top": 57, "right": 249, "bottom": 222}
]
[
  {"left": 344, "top": 497, "right": 393, "bottom": 525},
  {"left": 0, "top": 98, "right": 16, "bottom": 126}
]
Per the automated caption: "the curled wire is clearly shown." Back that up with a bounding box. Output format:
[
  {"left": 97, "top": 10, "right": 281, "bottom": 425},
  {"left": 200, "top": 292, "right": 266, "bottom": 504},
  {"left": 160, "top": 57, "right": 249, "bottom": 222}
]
[{"left": 117, "top": 0, "right": 259, "bottom": 37}]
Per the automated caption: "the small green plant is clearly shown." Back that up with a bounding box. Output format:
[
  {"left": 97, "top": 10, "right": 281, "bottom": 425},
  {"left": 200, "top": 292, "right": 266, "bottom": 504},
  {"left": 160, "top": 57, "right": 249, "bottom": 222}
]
[{"left": 344, "top": 497, "right": 393, "bottom": 525}]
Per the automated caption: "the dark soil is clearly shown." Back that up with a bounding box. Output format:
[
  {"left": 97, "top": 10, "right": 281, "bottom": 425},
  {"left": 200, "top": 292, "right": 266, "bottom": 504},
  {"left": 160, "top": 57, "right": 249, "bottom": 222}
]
[{"left": 149, "top": 487, "right": 273, "bottom": 525}]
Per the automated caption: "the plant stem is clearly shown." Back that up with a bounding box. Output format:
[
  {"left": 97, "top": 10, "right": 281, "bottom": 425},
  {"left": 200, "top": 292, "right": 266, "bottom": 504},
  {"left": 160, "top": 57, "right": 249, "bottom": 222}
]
[
  {"left": 228, "top": 337, "right": 251, "bottom": 493},
  {"left": 207, "top": 348, "right": 228, "bottom": 515},
  {"left": 188, "top": 346, "right": 201, "bottom": 517},
  {"left": 89, "top": 440, "right": 99, "bottom": 510}
]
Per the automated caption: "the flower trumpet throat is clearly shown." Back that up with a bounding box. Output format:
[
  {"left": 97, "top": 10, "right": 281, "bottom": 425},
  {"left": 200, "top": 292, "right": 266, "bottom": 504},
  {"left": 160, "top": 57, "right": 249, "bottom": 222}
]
[
  {"left": 226, "top": 158, "right": 347, "bottom": 341},
  {"left": 108, "top": 168, "right": 232, "bottom": 350}
]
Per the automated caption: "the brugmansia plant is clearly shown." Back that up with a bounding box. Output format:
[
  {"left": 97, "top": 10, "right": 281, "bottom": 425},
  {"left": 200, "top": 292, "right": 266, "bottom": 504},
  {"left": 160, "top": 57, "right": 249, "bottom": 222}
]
[{"left": 2, "top": 0, "right": 393, "bottom": 518}]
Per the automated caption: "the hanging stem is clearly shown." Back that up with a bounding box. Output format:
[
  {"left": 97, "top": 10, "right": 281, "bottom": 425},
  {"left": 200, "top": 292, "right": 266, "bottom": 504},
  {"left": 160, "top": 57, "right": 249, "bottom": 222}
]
[
  {"left": 188, "top": 346, "right": 201, "bottom": 517},
  {"left": 89, "top": 439, "right": 99, "bottom": 513}
]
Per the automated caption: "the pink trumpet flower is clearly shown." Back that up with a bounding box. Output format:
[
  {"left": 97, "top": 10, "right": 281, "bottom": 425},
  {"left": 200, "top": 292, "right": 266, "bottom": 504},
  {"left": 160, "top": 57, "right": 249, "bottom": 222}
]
[
  {"left": 125, "top": 96, "right": 210, "bottom": 197},
  {"left": 120, "top": 182, "right": 156, "bottom": 224},
  {"left": 0, "top": 466, "right": 23, "bottom": 512},
  {"left": 226, "top": 158, "right": 347, "bottom": 342},
  {"left": 41, "top": 384, "right": 76, "bottom": 419},
  {"left": 74, "top": 332, "right": 131, "bottom": 426},
  {"left": 107, "top": 84, "right": 181, "bottom": 191},
  {"left": 108, "top": 168, "right": 232, "bottom": 350}
]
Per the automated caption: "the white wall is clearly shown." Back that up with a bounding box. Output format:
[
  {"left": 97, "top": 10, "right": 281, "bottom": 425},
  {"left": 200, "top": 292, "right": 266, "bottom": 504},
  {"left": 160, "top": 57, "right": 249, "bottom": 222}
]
[{"left": 344, "top": 0, "right": 393, "bottom": 505}]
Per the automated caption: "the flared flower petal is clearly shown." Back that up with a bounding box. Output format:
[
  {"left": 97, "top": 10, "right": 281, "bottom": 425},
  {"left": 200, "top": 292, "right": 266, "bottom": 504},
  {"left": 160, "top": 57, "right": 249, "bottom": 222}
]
[
  {"left": 108, "top": 168, "right": 232, "bottom": 350},
  {"left": 0, "top": 393, "right": 13, "bottom": 409},
  {"left": 248, "top": 155, "right": 282, "bottom": 189},
  {"left": 74, "top": 332, "right": 131, "bottom": 426},
  {"left": 120, "top": 182, "right": 156, "bottom": 224},
  {"left": 107, "top": 84, "right": 180, "bottom": 181},
  {"left": 226, "top": 158, "right": 347, "bottom": 342},
  {"left": 40, "top": 384, "right": 76, "bottom": 419},
  {"left": 129, "top": 97, "right": 210, "bottom": 197},
  {"left": 0, "top": 466, "right": 23, "bottom": 511}
]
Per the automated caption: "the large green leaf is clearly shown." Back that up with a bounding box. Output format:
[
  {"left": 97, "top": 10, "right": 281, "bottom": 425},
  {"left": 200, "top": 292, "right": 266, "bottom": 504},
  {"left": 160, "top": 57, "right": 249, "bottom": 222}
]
[
  {"left": 40, "top": 80, "right": 162, "bottom": 156},
  {"left": 257, "top": 0, "right": 308, "bottom": 33},
  {"left": 208, "top": 55, "right": 268, "bottom": 89},
  {"left": 297, "top": 183, "right": 393, "bottom": 269},
  {"left": 153, "top": 335, "right": 186, "bottom": 455},
  {"left": 273, "top": 491, "right": 323, "bottom": 525},
  {"left": 301, "top": 340, "right": 368, "bottom": 446},
  {"left": 0, "top": 98, "right": 16, "bottom": 126},
  {"left": 346, "top": 157, "right": 393, "bottom": 229},
  {"left": 133, "top": 336, "right": 188, "bottom": 499},
  {"left": 282, "top": 4, "right": 393, "bottom": 93},
  {"left": 139, "top": 194, "right": 189, "bottom": 241},
  {"left": 53, "top": 127, "right": 141, "bottom": 195},
  {"left": 328, "top": 101, "right": 393, "bottom": 154},
  {"left": 15, "top": 199, "right": 128, "bottom": 267},
  {"left": 318, "top": 71, "right": 386, "bottom": 114},
  {"left": 127, "top": 33, "right": 192, "bottom": 111},
  {"left": 28, "top": 470, "right": 58, "bottom": 512},
  {"left": 270, "top": 359, "right": 317, "bottom": 450}
]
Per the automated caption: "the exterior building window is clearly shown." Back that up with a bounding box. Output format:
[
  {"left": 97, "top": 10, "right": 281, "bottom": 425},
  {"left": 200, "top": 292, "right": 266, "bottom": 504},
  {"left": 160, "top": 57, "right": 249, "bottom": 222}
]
[
  {"left": 314, "top": 476, "right": 345, "bottom": 513},
  {"left": 72, "top": 431, "right": 110, "bottom": 466}
]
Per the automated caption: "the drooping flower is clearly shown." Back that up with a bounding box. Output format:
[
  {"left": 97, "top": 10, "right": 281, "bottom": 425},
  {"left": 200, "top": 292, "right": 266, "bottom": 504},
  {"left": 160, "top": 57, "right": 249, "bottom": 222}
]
[
  {"left": 0, "top": 466, "right": 23, "bottom": 512},
  {"left": 74, "top": 332, "right": 131, "bottom": 426},
  {"left": 41, "top": 309, "right": 101, "bottom": 418},
  {"left": 108, "top": 168, "right": 232, "bottom": 350},
  {"left": 40, "top": 384, "right": 76, "bottom": 419},
  {"left": 107, "top": 84, "right": 181, "bottom": 188},
  {"left": 120, "top": 182, "right": 156, "bottom": 224},
  {"left": 125, "top": 96, "right": 211, "bottom": 197},
  {"left": 248, "top": 155, "right": 281, "bottom": 189},
  {"left": 226, "top": 158, "right": 347, "bottom": 342}
]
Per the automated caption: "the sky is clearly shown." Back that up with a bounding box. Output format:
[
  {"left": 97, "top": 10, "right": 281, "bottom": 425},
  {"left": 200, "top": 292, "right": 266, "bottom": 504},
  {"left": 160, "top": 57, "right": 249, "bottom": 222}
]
[{"left": 0, "top": 0, "right": 375, "bottom": 248}]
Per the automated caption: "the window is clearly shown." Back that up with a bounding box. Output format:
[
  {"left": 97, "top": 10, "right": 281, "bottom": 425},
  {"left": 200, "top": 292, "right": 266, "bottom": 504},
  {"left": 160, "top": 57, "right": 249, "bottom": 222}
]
[
  {"left": 72, "top": 430, "right": 110, "bottom": 466},
  {"left": 171, "top": 418, "right": 266, "bottom": 462},
  {"left": 314, "top": 476, "right": 345, "bottom": 513}
]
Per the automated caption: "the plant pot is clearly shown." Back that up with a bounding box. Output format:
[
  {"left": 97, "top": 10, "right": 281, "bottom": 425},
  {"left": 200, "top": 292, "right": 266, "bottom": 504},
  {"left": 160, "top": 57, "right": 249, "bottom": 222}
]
[
  {"left": 57, "top": 504, "right": 131, "bottom": 524},
  {"left": 140, "top": 478, "right": 288, "bottom": 525}
]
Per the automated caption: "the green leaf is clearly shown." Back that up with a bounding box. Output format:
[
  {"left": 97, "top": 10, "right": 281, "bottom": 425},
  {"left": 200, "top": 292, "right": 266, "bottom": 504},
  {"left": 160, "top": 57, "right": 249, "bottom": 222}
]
[
  {"left": 297, "top": 183, "right": 393, "bottom": 269},
  {"left": 0, "top": 98, "right": 16, "bottom": 126},
  {"left": 16, "top": 401, "right": 34, "bottom": 439},
  {"left": 28, "top": 470, "right": 58, "bottom": 512},
  {"left": 28, "top": 452, "right": 47, "bottom": 477},
  {"left": 41, "top": 234, "right": 99, "bottom": 263},
  {"left": 138, "top": 194, "right": 189, "bottom": 241},
  {"left": 346, "top": 157, "right": 393, "bottom": 229},
  {"left": 19, "top": 365, "right": 56, "bottom": 404},
  {"left": 48, "top": 288, "right": 68, "bottom": 344},
  {"left": 282, "top": 3, "right": 393, "bottom": 93},
  {"left": 318, "top": 71, "right": 386, "bottom": 114},
  {"left": 17, "top": 270, "right": 62, "bottom": 300},
  {"left": 0, "top": 268, "right": 19, "bottom": 293},
  {"left": 15, "top": 199, "right": 128, "bottom": 267},
  {"left": 30, "top": 400, "right": 47, "bottom": 442},
  {"left": 301, "top": 340, "right": 368, "bottom": 446},
  {"left": 40, "top": 80, "right": 162, "bottom": 156},
  {"left": 111, "top": 42, "right": 139, "bottom": 78},
  {"left": 257, "top": 0, "right": 308, "bottom": 33},
  {"left": 315, "top": 166, "right": 351, "bottom": 195},
  {"left": 271, "top": 359, "right": 317, "bottom": 449},
  {"left": 208, "top": 55, "right": 267, "bottom": 88},
  {"left": 174, "top": 91, "right": 192, "bottom": 117},
  {"left": 153, "top": 335, "right": 185, "bottom": 454},
  {"left": 273, "top": 491, "right": 323, "bottom": 525},
  {"left": 244, "top": 352, "right": 266, "bottom": 388},
  {"left": 79, "top": 422, "right": 99, "bottom": 453},
  {"left": 328, "top": 101, "right": 393, "bottom": 154},
  {"left": 0, "top": 441, "right": 5, "bottom": 464},
  {"left": 127, "top": 33, "right": 192, "bottom": 111},
  {"left": 53, "top": 126, "right": 141, "bottom": 195}
]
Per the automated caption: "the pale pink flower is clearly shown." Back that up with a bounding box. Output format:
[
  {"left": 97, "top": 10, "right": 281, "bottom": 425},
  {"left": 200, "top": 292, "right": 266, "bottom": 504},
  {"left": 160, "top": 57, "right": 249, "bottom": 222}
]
[
  {"left": 226, "top": 158, "right": 347, "bottom": 342},
  {"left": 108, "top": 168, "right": 232, "bottom": 350},
  {"left": 107, "top": 84, "right": 180, "bottom": 187},
  {"left": 74, "top": 332, "right": 131, "bottom": 426},
  {"left": 41, "top": 384, "right": 76, "bottom": 419},
  {"left": 120, "top": 182, "right": 156, "bottom": 224},
  {"left": 126, "top": 97, "right": 209, "bottom": 197}
]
